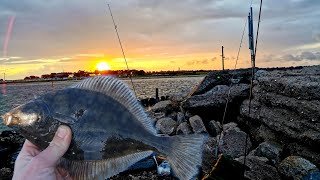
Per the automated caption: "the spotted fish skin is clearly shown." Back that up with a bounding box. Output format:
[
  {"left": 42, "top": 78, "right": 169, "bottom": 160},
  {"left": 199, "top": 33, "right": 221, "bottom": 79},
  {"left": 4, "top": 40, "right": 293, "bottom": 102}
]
[
  {"left": 3, "top": 76, "right": 207, "bottom": 180},
  {"left": 40, "top": 88, "right": 166, "bottom": 160}
]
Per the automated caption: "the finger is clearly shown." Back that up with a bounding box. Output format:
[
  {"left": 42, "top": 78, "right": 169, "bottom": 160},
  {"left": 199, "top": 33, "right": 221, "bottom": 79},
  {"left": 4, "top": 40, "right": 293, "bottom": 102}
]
[
  {"left": 35, "top": 125, "right": 72, "bottom": 167},
  {"left": 19, "top": 140, "right": 41, "bottom": 157}
]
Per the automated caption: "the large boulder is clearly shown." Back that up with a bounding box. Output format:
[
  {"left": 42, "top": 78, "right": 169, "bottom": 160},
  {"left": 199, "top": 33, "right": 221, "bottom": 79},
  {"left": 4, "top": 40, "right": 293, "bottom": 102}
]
[
  {"left": 183, "top": 84, "right": 249, "bottom": 121},
  {"left": 236, "top": 156, "right": 281, "bottom": 180},
  {"left": 155, "top": 118, "right": 177, "bottom": 135},
  {"left": 256, "top": 67, "right": 320, "bottom": 100},
  {"left": 254, "top": 141, "right": 283, "bottom": 165},
  {"left": 188, "top": 68, "right": 252, "bottom": 96},
  {"left": 189, "top": 115, "right": 207, "bottom": 134},
  {"left": 240, "top": 74, "right": 320, "bottom": 166},
  {"left": 278, "top": 156, "right": 319, "bottom": 180},
  {"left": 219, "top": 128, "right": 252, "bottom": 159}
]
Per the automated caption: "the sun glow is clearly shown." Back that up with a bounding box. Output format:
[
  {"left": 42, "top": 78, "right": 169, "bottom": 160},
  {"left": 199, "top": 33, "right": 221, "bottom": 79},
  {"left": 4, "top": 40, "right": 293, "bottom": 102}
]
[{"left": 96, "top": 62, "right": 111, "bottom": 71}]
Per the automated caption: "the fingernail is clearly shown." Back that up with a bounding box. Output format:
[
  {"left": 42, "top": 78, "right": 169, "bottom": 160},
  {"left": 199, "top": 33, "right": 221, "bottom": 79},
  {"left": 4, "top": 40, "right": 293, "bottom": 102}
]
[{"left": 57, "top": 126, "right": 67, "bottom": 138}]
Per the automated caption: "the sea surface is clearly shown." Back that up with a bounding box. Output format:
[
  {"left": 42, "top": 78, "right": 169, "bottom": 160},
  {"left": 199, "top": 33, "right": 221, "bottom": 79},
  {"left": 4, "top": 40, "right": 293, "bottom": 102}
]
[{"left": 0, "top": 76, "right": 204, "bottom": 132}]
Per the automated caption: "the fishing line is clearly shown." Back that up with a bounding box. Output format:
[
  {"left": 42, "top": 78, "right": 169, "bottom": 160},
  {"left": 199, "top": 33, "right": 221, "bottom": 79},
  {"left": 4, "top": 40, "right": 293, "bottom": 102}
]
[
  {"left": 107, "top": 4, "right": 138, "bottom": 98},
  {"left": 3, "top": 16, "right": 15, "bottom": 59},
  {"left": 2, "top": 16, "right": 15, "bottom": 95},
  {"left": 214, "top": 0, "right": 253, "bottom": 160}
]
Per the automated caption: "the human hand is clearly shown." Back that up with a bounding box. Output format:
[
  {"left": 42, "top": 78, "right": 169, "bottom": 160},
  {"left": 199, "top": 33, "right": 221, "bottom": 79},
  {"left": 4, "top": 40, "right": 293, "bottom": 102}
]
[{"left": 13, "top": 125, "right": 72, "bottom": 180}]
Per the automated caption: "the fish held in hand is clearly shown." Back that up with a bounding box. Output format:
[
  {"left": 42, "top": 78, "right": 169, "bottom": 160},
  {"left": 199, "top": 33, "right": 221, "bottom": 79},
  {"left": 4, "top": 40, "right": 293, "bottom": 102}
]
[{"left": 3, "top": 76, "right": 207, "bottom": 179}]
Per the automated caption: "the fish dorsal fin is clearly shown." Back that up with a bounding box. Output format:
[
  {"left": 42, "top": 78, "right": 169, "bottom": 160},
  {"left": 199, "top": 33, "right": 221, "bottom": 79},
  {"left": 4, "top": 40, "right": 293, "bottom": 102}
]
[
  {"left": 71, "top": 76, "right": 157, "bottom": 135},
  {"left": 58, "top": 150, "right": 153, "bottom": 179}
]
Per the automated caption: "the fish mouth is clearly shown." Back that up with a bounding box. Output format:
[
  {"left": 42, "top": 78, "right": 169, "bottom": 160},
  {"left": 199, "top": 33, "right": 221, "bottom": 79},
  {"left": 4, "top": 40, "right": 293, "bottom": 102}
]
[{"left": 3, "top": 113, "right": 19, "bottom": 127}]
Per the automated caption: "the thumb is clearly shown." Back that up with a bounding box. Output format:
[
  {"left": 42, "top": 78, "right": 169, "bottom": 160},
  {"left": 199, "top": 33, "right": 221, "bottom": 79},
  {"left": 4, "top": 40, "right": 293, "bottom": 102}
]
[{"left": 35, "top": 125, "right": 72, "bottom": 167}]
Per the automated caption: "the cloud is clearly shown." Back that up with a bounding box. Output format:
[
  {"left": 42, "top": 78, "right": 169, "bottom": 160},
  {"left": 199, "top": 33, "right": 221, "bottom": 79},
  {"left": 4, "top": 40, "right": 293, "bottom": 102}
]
[
  {"left": 76, "top": 54, "right": 105, "bottom": 58},
  {"left": 312, "top": 31, "right": 320, "bottom": 42},
  {"left": 186, "top": 58, "right": 210, "bottom": 65},
  {"left": 282, "top": 51, "right": 320, "bottom": 61}
]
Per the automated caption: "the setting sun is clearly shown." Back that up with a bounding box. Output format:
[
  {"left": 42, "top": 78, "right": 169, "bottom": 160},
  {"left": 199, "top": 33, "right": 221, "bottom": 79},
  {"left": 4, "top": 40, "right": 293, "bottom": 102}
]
[{"left": 96, "top": 62, "right": 111, "bottom": 71}]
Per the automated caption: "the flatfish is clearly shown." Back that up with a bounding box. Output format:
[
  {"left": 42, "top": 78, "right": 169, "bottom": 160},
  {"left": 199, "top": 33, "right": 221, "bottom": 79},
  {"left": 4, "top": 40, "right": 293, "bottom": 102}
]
[{"left": 3, "top": 76, "right": 206, "bottom": 179}]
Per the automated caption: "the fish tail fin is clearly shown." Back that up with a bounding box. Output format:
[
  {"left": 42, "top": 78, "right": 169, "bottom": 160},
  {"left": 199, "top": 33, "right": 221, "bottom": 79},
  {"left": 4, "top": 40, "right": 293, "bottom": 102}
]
[{"left": 166, "top": 134, "right": 207, "bottom": 180}]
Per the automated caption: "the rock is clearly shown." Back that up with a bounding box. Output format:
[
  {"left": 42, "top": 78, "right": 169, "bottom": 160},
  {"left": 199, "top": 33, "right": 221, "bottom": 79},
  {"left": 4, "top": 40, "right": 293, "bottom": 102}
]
[
  {"left": 278, "top": 156, "right": 319, "bottom": 180},
  {"left": 151, "top": 112, "right": 166, "bottom": 121},
  {"left": 155, "top": 118, "right": 177, "bottom": 135},
  {"left": 188, "top": 72, "right": 232, "bottom": 96},
  {"left": 189, "top": 115, "right": 207, "bottom": 134},
  {"left": 254, "top": 141, "right": 282, "bottom": 164},
  {"left": 148, "top": 98, "right": 158, "bottom": 107},
  {"left": 151, "top": 100, "right": 173, "bottom": 114},
  {"left": 255, "top": 70, "right": 268, "bottom": 80},
  {"left": 0, "top": 168, "right": 12, "bottom": 180},
  {"left": 222, "top": 122, "right": 238, "bottom": 132},
  {"left": 202, "top": 137, "right": 218, "bottom": 174},
  {"left": 286, "top": 143, "right": 320, "bottom": 169},
  {"left": 176, "top": 112, "right": 186, "bottom": 124},
  {"left": 183, "top": 84, "right": 249, "bottom": 122},
  {"left": 219, "top": 128, "right": 252, "bottom": 158},
  {"left": 184, "top": 111, "right": 192, "bottom": 120},
  {"left": 257, "top": 68, "right": 320, "bottom": 100},
  {"left": 236, "top": 156, "right": 281, "bottom": 180},
  {"left": 207, "top": 120, "right": 221, "bottom": 137},
  {"left": 170, "top": 92, "right": 188, "bottom": 109},
  {"left": 167, "top": 112, "right": 177, "bottom": 121},
  {"left": 240, "top": 96, "right": 320, "bottom": 166},
  {"left": 0, "top": 130, "right": 24, "bottom": 169},
  {"left": 303, "top": 171, "right": 320, "bottom": 180},
  {"left": 176, "top": 122, "right": 192, "bottom": 135}
]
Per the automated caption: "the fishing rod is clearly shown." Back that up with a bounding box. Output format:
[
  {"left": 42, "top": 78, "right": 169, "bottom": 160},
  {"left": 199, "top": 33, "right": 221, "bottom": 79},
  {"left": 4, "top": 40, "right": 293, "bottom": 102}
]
[
  {"left": 107, "top": 4, "right": 138, "bottom": 98},
  {"left": 243, "top": 0, "right": 263, "bottom": 174},
  {"left": 204, "top": 0, "right": 262, "bottom": 179}
]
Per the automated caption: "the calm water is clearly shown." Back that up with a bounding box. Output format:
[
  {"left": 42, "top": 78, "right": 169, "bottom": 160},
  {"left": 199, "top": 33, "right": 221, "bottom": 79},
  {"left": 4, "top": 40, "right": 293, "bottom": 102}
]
[{"left": 0, "top": 76, "right": 204, "bottom": 132}]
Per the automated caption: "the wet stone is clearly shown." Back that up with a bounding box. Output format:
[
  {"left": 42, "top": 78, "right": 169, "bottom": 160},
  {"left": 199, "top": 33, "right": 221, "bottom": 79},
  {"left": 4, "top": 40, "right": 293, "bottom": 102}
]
[
  {"left": 189, "top": 115, "right": 207, "bottom": 134},
  {"left": 219, "top": 128, "right": 252, "bottom": 158},
  {"left": 254, "top": 141, "right": 282, "bottom": 165},
  {"left": 176, "top": 112, "right": 186, "bottom": 124},
  {"left": 155, "top": 118, "right": 177, "bottom": 135},
  {"left": 222, "top": 122, "right": 238, "bottom": 132},
  {"left": 236, "top": 156, "right": 281, "bottom": 180},
  {"left": 278, "top": 156, "right": 319, "bottom": 180},
  {"left": 207, "top": 120, "right": 221, "bottom": 137},
  {"left": 151, "top": 100, "right": 172, "bottom": 113},
  {"left": 176, "top": 122, "right": 192, "bottom": 135}
]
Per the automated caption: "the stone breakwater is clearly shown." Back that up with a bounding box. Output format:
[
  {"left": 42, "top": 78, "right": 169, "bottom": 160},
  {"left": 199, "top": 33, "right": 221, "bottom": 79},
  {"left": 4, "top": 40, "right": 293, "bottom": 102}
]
[{"left": 1, "top": 65, "right": 320, "bottom": 179}]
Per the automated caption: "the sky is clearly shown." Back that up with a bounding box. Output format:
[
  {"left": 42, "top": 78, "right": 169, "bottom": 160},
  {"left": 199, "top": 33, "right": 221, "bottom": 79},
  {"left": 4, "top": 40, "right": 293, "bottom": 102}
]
[{"left": 0, "top": 0, "right": 319, "bottom": 80}]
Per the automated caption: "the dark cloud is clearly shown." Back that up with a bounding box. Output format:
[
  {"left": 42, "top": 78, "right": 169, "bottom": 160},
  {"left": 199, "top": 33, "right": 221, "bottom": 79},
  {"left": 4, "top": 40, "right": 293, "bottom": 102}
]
[{"left": 282, "top": 51, "right": 320, "bottom": 61}]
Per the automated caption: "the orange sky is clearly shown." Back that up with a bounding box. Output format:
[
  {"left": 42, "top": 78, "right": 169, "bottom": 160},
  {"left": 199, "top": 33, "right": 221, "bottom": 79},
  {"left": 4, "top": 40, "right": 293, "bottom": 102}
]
[{"left": 0, "top": 0, "right": 319, "bottom": 80}]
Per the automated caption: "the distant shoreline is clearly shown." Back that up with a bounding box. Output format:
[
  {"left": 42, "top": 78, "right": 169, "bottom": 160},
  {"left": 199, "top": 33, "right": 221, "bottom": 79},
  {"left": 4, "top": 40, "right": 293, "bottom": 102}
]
[{"left": 0, "top": 74, "right": 205, "bottom": 85}]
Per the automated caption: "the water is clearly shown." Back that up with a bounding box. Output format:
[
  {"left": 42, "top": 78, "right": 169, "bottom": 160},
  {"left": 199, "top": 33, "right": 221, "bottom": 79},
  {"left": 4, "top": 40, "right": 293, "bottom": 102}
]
[{"left": 0, "top": 76, "right": 204, "bottom": 132}]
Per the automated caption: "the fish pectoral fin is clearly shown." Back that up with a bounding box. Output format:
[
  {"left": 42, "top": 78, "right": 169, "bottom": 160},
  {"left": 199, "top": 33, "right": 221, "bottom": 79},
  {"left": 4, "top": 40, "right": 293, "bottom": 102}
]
[
  {"left": 58, "top": 150, "right": 153, "bottom": 179},
  {"left": 53, "top": 113, "right": 76, "bottom": 124}
]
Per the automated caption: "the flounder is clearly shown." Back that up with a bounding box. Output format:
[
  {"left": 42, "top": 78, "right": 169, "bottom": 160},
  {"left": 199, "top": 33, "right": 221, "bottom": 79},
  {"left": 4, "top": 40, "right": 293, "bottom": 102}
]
[{"left": 3, "top": 76, "right": 206, "bottom": 179}]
